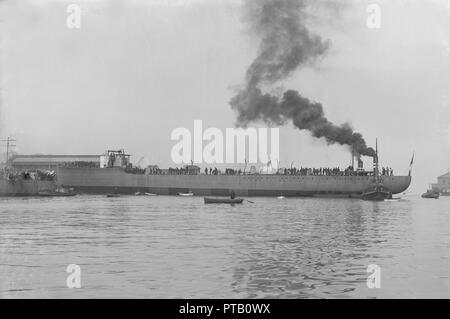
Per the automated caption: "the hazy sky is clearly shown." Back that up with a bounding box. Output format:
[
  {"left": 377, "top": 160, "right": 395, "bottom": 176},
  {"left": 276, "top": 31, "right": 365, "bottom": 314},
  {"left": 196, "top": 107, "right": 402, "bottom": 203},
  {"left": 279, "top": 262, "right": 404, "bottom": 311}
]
[{"left": 1, "top": 0, "right": 449, "bottom": 192}]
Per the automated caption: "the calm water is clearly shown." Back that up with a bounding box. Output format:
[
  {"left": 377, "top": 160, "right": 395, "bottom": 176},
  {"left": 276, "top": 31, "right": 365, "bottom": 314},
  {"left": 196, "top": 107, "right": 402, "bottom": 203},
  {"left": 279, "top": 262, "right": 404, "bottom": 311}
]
[{"left": 0, "top": 194, "right": 449, "bottom": 299}]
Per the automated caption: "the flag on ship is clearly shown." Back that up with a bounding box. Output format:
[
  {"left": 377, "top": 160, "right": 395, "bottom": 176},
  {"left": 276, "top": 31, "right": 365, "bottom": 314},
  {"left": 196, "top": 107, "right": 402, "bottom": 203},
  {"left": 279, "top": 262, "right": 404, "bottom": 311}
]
[{"left": 408, "top": 152, "right": 415, "bottom": 176}]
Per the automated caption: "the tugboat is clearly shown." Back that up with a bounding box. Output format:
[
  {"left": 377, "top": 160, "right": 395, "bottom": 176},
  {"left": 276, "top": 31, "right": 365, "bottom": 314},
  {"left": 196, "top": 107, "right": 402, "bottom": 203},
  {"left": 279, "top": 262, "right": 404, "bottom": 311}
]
[
  {"left": 421, "top": 187, "right": 440, "bottom": 199},
  {"left": 362, "top": 185, "right": 392, "bottom": 201},
  {"left": 362, "top": 140, "right": 392, "bottom": 201}
]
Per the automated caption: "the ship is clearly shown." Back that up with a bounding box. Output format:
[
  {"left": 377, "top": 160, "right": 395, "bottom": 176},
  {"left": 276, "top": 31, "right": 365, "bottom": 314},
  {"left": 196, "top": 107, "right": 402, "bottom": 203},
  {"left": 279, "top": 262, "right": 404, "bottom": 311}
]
[
  {"left": 55, "top": 149, "right": 412, "bottom": 198},
  {"left": 0, "top": 137, "right": 57, "bottom": 196},
  {"left": 430, "top": 172, "right": 450, "bottom": 196},
  {"left": 0, "top": 173, "right": 55, "bottom": 196}
]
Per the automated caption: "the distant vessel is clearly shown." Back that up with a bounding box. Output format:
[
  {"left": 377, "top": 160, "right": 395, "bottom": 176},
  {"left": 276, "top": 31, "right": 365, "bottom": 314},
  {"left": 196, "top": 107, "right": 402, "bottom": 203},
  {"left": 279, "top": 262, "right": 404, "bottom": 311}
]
[
  {"left": 421, "top": 188, "right": 440, "bottom": 199},
  {"left": 430, "top": 172, "right": 450, "bottom": 196},
  {"left": 55, "top": 148, "right": 412, "bottom": 198}
]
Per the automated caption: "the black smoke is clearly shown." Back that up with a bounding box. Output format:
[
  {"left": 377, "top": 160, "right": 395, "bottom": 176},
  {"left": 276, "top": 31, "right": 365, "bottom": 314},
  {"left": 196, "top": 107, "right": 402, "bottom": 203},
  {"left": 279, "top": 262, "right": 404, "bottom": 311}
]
[{"left": 230, "top": 0, "right": 375, "bottom": 157}]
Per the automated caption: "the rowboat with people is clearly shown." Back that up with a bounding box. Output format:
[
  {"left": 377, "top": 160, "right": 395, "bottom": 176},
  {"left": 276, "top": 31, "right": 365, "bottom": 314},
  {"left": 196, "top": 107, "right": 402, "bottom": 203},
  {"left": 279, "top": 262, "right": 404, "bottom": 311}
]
[
  {"left": 204, "top": 197, "right": 244, "bottom": 204},
  {"left": 178, "top": 192, "right": 194, "bottom": 197}
]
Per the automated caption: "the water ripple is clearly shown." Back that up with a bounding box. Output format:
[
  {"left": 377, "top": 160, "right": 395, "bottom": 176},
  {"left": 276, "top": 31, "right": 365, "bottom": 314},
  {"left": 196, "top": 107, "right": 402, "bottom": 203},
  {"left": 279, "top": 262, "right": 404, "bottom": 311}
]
[{"left": 0, "top": 195, "right": 449, "bottom": 298}]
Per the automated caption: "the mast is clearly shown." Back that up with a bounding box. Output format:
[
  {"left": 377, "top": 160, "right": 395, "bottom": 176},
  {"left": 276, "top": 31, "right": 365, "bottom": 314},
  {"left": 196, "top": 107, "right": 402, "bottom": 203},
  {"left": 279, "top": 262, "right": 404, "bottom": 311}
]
[
  {"left": 1, "top": 136, "right": 16, "bottom": 166},
  {"left": 351, "top": 147, "right": 355, "bottom": 169},
  {"left": 374, "top": 138, "right": 380, "bottom": 183}
]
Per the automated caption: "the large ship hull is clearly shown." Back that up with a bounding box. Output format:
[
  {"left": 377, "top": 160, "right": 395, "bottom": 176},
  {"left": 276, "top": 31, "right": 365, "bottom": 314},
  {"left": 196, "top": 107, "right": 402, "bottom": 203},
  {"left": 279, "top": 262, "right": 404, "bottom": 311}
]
[
  {"left": 56, "top": 167, "right": 411, "bottom": 198},
  {"left": 0, "top": 179, "right": 55, "bottom": 196}
]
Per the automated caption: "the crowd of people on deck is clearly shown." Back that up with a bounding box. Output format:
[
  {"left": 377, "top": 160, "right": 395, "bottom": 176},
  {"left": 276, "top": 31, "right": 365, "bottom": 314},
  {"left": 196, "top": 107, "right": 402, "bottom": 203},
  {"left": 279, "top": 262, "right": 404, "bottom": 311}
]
[
  {"left": 205, "top": 167, "right": 219, "bottom": 175},
  {"left": 165, "top": 167, "right": 200, "bottom": 175},
  {"left": 282, "top": 167, "right": 352, "bottom": 176},
  {"left": 276, "top": 166, "right": 357, "bottom": 176},
  {"left": 125, "top": 167, "right": 146, "bottom": 174},
  {"left": 280, "top": 166, "right": 394, "bottom": 177},
  {"left": 127, "top": 164, "right": 395, "bottom": 177},
  {"left": 1, "top": 169, "right": 56, "bottom": 182},
  {"left": 146, "top": 167, "right": 162, "bottom": 175},
  {"left": 204, "top": 167, "right": 243, "bottom": 175},
  {"left": 63, "top": 161, "right": 100, "bottom": 168},
  {"left": 381, "top": 167, "right": 394, "bottom": 176},
  {"left": 224, "top": 168, "right": 242, "bottom": 175}
]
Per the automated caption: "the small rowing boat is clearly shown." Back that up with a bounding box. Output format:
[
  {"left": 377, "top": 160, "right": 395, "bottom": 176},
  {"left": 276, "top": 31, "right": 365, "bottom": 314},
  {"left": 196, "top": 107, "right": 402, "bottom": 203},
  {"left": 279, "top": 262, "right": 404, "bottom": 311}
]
[
  {"left": 135, "top": 192, "right": 157, "bottom": 196},
  {"left": 204, "top": 197, "right": 244, "bottom": 204},
  {"left": 178, "top": 192, "right": 194, "bottom": 197},
  {"left": 106, "top": 193, "right": 120, "bottom": 198}
]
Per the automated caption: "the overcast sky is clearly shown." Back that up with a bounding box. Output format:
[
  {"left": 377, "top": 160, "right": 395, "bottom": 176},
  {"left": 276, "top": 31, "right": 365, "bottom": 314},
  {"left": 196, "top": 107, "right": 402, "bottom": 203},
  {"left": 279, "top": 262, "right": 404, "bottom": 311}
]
[{"left": 1, "top": 0, "right": 449, "bottom": 192}]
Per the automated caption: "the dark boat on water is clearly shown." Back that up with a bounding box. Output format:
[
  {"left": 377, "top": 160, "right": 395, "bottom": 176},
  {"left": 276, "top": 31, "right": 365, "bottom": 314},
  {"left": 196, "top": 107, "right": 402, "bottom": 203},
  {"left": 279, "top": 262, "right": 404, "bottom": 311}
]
[
  {"left": 204, "top": 197, "right": 244, "bottom": 204},
  {"left": 106, "top": 193, "right": 120, "bottom": 198},
  {"left": 421, "top": 189, "right": 440, "bottom": 199},
  {"left": 362, "top": 185, "right": 392, "bottom": 201}
]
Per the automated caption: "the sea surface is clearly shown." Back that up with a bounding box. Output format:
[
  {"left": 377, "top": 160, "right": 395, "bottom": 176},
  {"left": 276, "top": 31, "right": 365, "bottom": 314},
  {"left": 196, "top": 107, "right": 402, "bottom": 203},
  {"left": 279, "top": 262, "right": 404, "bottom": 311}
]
[{"left": 0, "top": 194, "right": 449, "bottom": 299}]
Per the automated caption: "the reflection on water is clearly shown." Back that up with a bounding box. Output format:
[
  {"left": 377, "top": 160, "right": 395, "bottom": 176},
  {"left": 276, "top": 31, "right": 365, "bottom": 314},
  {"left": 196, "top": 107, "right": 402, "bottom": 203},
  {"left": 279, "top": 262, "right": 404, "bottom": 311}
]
[{"left": 0, "top": 195, "right": 448, "bottom": 298}]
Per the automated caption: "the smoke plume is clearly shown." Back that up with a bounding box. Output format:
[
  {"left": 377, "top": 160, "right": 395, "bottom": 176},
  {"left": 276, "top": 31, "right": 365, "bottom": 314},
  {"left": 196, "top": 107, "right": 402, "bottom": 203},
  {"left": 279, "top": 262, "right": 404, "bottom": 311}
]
[{"left": 230, "top": 0, "right": 375, "bottom": 157}]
